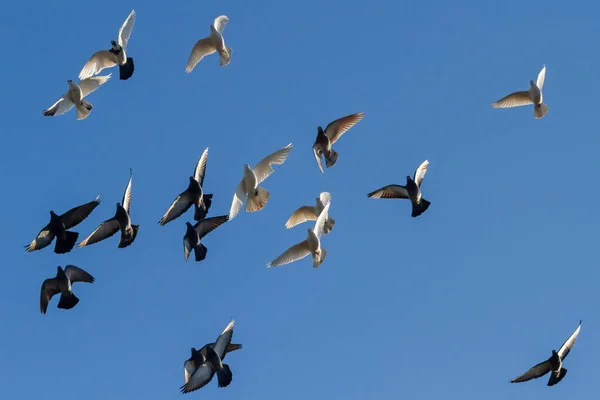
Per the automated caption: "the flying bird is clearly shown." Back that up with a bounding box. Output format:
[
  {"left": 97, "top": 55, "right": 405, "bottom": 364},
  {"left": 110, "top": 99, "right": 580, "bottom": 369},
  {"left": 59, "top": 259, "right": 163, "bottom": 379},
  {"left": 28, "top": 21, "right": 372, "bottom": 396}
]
[
  {"left": 78, "top": 169, "right": 139, "bottom": 249},
  {"left": 40, "top": 265, "right": 95, "bottom": 314},
  {"left": 25, "top": 197, "right": 101, "bottom": 254},
  {"left": 228, "top": 143, "right": 293, "bottom": 220},
  {"left": 367, "top": 160, "right": 431, "bottom": 218},
  {"left": 313, "top": 112, "right": 364, "bottom": 173},
  {"left": 183, "top": 215, "right": 229, "bottom": 262},
  {"left": 285, "top": 192, "right": 335, "bottom": 234},
  {"left": 159, "top": 148, "right": 213, "bottom": 225},
  {"left": 186, "top": 15, "right": 232, "bottom": 73},
  {"left": 492, "top": 65, "right": 547, "bottom": 119},
  {"left": 78, "top": 10, "right": 136, "bottom": 80},
  {"left": 268, "top": 202, "right": 331, "bottom": 268},
  {"left": 43, "top": 75, "right": 112, "bottom": 120},
  {"left": 510, "top": 320, "right": 582, "bottom": 386},
  {"left": 181, "top": 320, "right": 240, "bottom": 394}
]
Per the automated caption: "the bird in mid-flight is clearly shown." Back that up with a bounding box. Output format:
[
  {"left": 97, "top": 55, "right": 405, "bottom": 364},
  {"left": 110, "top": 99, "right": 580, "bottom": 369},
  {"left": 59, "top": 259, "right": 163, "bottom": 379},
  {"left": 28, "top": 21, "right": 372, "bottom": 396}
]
[
  {"left": 43, "top": 75, "right": 112, "bottom": 120},
  {"left": 285, "top": 191, "right": 335, "bottom": 235},
  {"left": 492, "top": 65, "right": 547, "bottom": 119},
  {"left": 78, "top": 10, "right": 136, "bottom": 80},
  {"left": 40, "top": 265, "right": 95, "bottom": 314},
  {"left": 312, "top": 112, "right": 364, "bottom": 173},
  {"left": 186, "top": 15, "right": 232, "bottom": 73},
  {"left": 183, "top": 215, "right": 229, "bottom": 262}
]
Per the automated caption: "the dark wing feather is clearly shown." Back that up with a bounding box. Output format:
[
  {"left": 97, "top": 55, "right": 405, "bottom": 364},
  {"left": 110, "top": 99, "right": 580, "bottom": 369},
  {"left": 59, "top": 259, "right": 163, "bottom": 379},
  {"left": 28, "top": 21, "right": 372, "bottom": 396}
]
[
  {"left": 158, "top": 191, "right": 193, "bottom": 226},
  {"left": 64, "top": 265, "right": 95, "bottom": 284},
  {"left": 510, "top": 359, "right": 552, "bottom": 383},
  {"left": 25, "top": 224, "right": 55, "bottom": 252},
  {"left": 40, "top": 278, "right": 61, "bottom": 314},
  {"left": 60, "top": 197, "right": 101, "bottom": 229},
  {"left": 194, "top": 215, "right": 229, "bottom": 239},
  {"left": 77, "top": 218, "right": 120, "bottom": 247},
  {"left": 367, "top": 185, "right": 409, "bottom": 199}
]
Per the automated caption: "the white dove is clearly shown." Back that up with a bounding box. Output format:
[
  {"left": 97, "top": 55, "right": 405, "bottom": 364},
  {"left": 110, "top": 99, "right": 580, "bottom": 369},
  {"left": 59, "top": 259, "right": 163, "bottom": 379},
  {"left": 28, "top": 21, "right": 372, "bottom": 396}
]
[
  {"left": 78, "top": 10, "right": 136, "bottom": 81},
  {"left": 186, "top": 15, "right": 232, "bottom": 73},
  {"left": 268, "top": 202, "right": 331, "bottom": 268},
  {"left": 285, "top": 192, "right": 335, "bottom": 235},
  {"left": 228, "top": 143, "right": 293, "bottom": 220},
  {"left": 492, "top": 65, "right": 547, "bottom": 119},
  {"left": 42, "top": 75, "right": 112, "bottom": 120}
]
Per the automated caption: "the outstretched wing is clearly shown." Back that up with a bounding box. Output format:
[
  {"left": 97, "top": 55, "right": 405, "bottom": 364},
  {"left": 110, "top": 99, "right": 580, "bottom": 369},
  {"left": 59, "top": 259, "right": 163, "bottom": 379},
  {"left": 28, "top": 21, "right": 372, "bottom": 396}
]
[
  {"left": 25, "top": 224, "right": 55, "bottom": 252},
  {"left": 536, "top": 65, "right": 546, "bottom": 91},
  {"left": 491, "top": 91, "right": 532, "bottom": 108},
  {"left": 64, "top": 265, "right": 95, "bottom": 284},
  {"left": 558, "top": 320, "right": 582, "bottom": 361},
  {"left": 413, "top": 160, "right": 429, "bottom": 188},
  {"left": 194, "top": 215, "right": 229, "bottom": 239},
  {"left": 285, "top": 206, "right": 318, "bottom": 229},
  {"left": 77, "top": 218, "right": 120, "bottom": 247},
  {"left": 367, "top": 185, "right": 409, "bottom": 199},
  {"left": 510, "top": 359, "right": 552, "bottom": 383},
  {"left": 60, "top": 196, "right": 101, "bottom": 229},
  {"left": 267, "top": 241, "right": 311, "bottom": 268},
  {"left": 122, "top": 169, "right": 133, "bottom": 214},
  {"left": 323, "top": 112, "right": 364, "bottom": 144},
  {"left": 252, "top": 143, "right": 293, "bottom": 184},
  {"left": 118, "top": 10, "right": 136, "bottom": 50},
  {"left": 194, "top": 148, "right": 209, "bottom": 187},
  {"left": 186, "top": 38, "right": 217, "bottom": 73}
]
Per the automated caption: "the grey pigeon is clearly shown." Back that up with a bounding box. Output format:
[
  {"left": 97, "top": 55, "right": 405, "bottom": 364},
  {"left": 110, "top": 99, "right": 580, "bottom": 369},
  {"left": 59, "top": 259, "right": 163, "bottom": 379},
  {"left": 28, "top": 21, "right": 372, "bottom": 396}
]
[
  {"left": 159, "top": 148, "right": 212, "bottom": 225},
  {"left": 510, "top": 320, "right": 581, "bottom": 386},
  {"left": 78, "top": 169, "right": 139, "bottom": 249},
  {"left": 40, "top": 265, "right": 95, "bottom": 314},
  {"left": 181, "top": 320, "right": 240, "bottom": 394},
  {"left": 183, "top": 215, "right": 229, "bottom": 262},
  {"left": 312, "top": 112, "right": 364, "bottom": 173},
  {"left": 25, "top": 197, "right": 101, "bottom": 254},
  {"left": 367, "top": 160, "right": 431, "bottom": 218}
]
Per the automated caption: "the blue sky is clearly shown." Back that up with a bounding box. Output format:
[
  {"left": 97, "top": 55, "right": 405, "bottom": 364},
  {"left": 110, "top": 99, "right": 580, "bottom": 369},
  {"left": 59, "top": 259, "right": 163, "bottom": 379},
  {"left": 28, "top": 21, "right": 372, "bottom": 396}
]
[{"left": 0, "top": 0, "right": 598, "bottom": 398}]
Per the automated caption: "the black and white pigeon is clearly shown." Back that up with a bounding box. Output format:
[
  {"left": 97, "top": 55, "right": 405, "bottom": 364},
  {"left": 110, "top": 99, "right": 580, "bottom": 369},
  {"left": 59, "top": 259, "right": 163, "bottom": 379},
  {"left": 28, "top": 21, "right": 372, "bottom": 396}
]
[
  {"left": 77, "top": 169, "right": 139, "bottom": 249},
  {"left": 367, "top": 160, "right": 431, "bottom": 218},
  {"left": 510, "top": 320, "right": 582, "bottom": 386},
  {"left": 78, "top": 10, "right": 136, "bottom": 80},
  {"left": 25, "top": 197, "right": 101, "bottom": 254},
  {"left": 159, "top": 148, "right": 212, "bottom": 225},
  {"left": 312, "top": 112, "right": 364, "bottom": 173},
  {"left": 183, "top": 215, "right": 229, "bottom": 262},
  {"left": 40, "top": 265, "right": 95, "bottom": 314},
  {"left": 181, "top": 320, "right": 240, "bottom": 394}
]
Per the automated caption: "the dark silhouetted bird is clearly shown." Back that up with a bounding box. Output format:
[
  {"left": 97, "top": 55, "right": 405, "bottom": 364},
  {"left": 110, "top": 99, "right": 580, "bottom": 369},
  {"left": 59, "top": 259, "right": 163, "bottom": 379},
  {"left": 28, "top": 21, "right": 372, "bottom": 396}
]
[
  {"left": 367, "top": 160, "right": 431, "bottom": 218},
  {"left": 312, "top": 112, "right": 364, "bottom": 173},
  {"left": 78, "top": 169, "right": 138, "bottom": 249},
  {"left": 183, "top": 215, "right": 229, "bottom": 262},
  {"left": 25, "top": 197, "right": 101, "bottom": 254},
  {"left": 40, "top": 265, "right": 95, "bottom": 314},
  {"left": 510, "top": 320, "right": 582, "bottom": 386}
]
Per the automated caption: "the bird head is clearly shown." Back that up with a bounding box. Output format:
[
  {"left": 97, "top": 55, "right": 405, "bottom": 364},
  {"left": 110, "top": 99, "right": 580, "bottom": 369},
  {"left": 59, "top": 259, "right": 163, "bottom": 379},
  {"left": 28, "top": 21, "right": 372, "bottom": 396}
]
[
  {"left": 111, "top": 40, "right": 117, "bottom": 47},
  {"left": 67, "top": 79, "right": 73, "bottom": 83},
  {"left": 317, "top": 126, "right": 324, "bottom": 135},
  {"left": 49, "top": 210, "right": 59, "bottom": 218}
]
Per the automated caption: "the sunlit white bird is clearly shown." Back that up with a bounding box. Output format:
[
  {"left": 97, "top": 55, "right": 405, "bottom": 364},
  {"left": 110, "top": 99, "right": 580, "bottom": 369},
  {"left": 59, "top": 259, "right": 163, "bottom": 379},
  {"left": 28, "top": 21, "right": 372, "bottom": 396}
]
[
  {"left": 78, "top": 10, "right": 136, "bottom": 81},
  {"left": 42, "top": 75, "right": 112, "bottom": 120},
  {"left": 285, "top": 192, "right": 335, "bottom": 235},
  {"left": 186, "top": 15, "right": 232, "bottom": 73},
  {"left": 268, "top": 202, "right": 331, "bottom": 268},
  {"left": 492, "top": 65, "right": 547, "bottom": 119},
  {"left": 228, "top": 143, "right": 293, "bottom": 220}
]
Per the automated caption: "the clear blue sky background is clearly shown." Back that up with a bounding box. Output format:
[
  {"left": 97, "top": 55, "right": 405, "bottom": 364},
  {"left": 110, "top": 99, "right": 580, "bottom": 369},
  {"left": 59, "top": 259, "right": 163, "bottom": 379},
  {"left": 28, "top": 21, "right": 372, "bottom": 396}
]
[{"left": 0, "top": 0, "right": 597, "bottom": 398}]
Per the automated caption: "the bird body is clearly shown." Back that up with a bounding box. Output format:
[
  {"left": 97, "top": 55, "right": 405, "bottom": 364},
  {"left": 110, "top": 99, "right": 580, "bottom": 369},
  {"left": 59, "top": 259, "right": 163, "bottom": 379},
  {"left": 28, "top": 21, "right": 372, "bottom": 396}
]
[
  {"left": 186, "top": 15, "right": 232, "bottom": 73},
  {"left": 312, "top": 112, "right": 364, "bottom": 173}
]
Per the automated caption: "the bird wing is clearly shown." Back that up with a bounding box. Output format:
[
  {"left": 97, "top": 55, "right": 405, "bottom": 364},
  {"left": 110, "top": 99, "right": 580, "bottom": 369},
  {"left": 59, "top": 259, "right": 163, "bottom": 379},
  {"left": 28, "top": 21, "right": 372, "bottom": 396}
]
[
  {"left": 122, "top": 169, "right": 133, "bottom": 214},
  {"left": 180, "top": 362, "right": 214, "bottom": 394},
  {"left": 267, "top": 241, "right": 311, "bottom": 267},
  {"left": 228, "top": 180, "right": 246, "bottom": 220},
  {"left": 78, "top": 50, "right": 117, "bottom": 80},
  {"left": 558, "top": 320, "right": 582, "bottom": 360},
  {"left": 313, "top": 202, "right": 330, "bottom": 238},
  {"left": 413, "top": 160, "right": 429, "bottom": 188},
  {"left": 510, "top": 359, "right": 552, "bottom": 383},
  {"left": 118, "top": 10, "right": 136, "bottom": 50},
  {"left": 60, "top": 196, "right": 101, "bottom": 229},
  {"left": 194, "top": 215, "right": 229, "bottom": 239},
  {"left": 43, "top": 97, "right": 74, "bottom": 117},
  {"left": 367, "top": 185, "right": 409, "bottom": 199},
  {"left": 213, "top": 320, "right": 235, "bottom": 359},
  {"left": 78, "top": 74, "right": 112, "bottom": 98},
  {"left": 312, "top": 146, "right": 324, "bottom": 174},
  {"left": 491, "top": 91, "right": 532, "bottom": 108},
  {"left": 194, "top": 147, "right": 209, "bottom": 187},
  {"left": 64, "top": 265, "right": 95, "bottom": 284},
  {"left": 213, "top": 15, "right": 229, "bottom": 34},
  {"left": 285, "top": 206, "right": 318, "bottom": 229},
  {"left": 323, "top": 112, "right": 364, "bottom": 144},
  {"left": 252, "top": 143, "right": 293, "bottom": 185},
  {"left": 77, "top": 218, "right": 120, "bottom": 247},
  {"left": 159, "top": 191, "right": 194, "bottom": 226},
  {"left": 185, "top": 37, "right": 217, "bottom": 73},
  {"left": 25, "top": 224, "right": 55, "bottom": 252},
  {"left": 183, "top": 358, "right": 196, "bottom": 384},
  {"left": 536, "top": 65, "right": 546, "bottom": 91},
  {"left": 40, "top": 278, "right": 61, "bottom": 314}
]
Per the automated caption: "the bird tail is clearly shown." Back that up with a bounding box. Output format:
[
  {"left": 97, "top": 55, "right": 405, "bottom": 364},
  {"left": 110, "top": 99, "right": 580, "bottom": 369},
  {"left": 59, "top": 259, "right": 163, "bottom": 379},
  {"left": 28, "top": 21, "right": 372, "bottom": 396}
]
[
  {"left": 194, "top": 243, "right": 208, "bottom": 262},
  {"left": 313, "top": 248, "right": 327, "bottom": 268},
  {"left": 547, "top": 368, "right": 567, "bottom": 386},
  {"left": 534, "top": 103, "right": 548, "bottom": 119},
  {"left": 411, "top": 198, "right": 431, "bottom": 218},
  {"left": 194, "top": 194, "right": 213, "bottom": 221},
  {"left": 217, "top": 364, "right": 233, "bottom": 388},
  {"left": 57, "top": 292, "right": 80, "bottom": 310},
  {"left": 76, "top": 100, "right": 93, "bottom": 120},
  {"left": 219, "top": 47, "right": 232, "bottom": 67},
  {"left": 324, "top": 149, "right": 338, "bottom": 168},
  {"left": 226, "top": 343, "right": 243, "bottom": 353},
  {"left": 55, "top": 231, "right": 79, "bottom": 254},
  {"left": 119, "top": 57, "right": 135, "bottom": 80},
  {"left": 246, "top": 187, "right": 269, "bottom": 212},
  {"left": 118, "top": 224, "right": 139, "bottom": 248}
]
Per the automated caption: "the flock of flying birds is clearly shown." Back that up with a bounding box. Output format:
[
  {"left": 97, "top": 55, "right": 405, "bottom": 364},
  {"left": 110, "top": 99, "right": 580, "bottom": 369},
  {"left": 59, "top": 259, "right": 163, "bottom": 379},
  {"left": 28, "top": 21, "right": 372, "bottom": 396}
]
[{"left": 32, "top": 9, "right": 581, "bottom": 394}]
